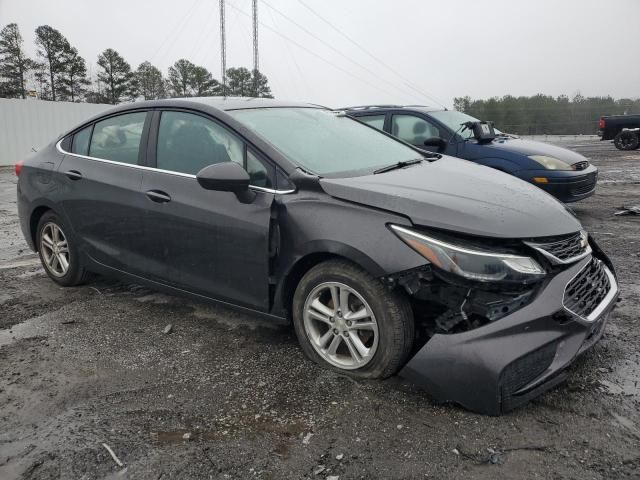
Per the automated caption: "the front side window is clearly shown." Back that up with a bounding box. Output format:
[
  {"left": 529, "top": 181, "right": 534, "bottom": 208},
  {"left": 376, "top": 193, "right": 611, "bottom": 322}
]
[
  {"left": 392, "top": 115, "right": 444, "bottom": 146},
  {"left": 427, "top": 110, "right": 503, "bottom": 138},
  {"left": 156, "top": 111, "right": 243, "bottom": 175},
  {"left": 72, "top": 125, "right": 91, "bottom": 155},
  {"left": 246, "top": 150, "right": 272, "bottom": 188},
  {"left": 357, "top": 114, "right": 385, "bottom": 131},
  {"left": 89, "top": 112, "right": 147, "bottom": 164},
  {"left": 229, "top": 108, "right": 420, "bottom": 177}
]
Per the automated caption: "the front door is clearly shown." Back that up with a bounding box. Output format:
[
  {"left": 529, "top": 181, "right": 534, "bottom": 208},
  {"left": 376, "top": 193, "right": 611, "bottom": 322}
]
[
  {"left": 390, "top": 114, "right": 447, "bottom": 153},
  {"left": 141, "top": 110, "right": 275, "bottom": 311}
]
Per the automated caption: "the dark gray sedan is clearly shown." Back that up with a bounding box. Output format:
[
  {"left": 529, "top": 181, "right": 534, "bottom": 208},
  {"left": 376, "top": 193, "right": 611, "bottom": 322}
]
[{"left": 16, "top": 98, "right": 618, "bottom": 414}]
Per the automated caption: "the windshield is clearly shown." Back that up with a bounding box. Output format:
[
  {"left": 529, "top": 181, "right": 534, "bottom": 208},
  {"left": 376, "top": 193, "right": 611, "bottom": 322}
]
[
  {"left": 229, "top": 108, "right": 421, "bottom": 176},
  {"left": 429, "top": 110, "right": 502, "bottom": 138}
]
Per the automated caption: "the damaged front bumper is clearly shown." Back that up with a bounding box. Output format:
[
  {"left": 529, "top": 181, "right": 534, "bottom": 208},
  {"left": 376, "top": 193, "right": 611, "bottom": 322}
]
[{"left": 397, "top": 252, "right": 619, "bottom": 415}]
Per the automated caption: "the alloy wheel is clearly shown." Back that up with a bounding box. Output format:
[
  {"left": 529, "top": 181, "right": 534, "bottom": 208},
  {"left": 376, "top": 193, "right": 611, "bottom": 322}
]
[
  {"left": 302, "top": 282, "right": 379, "bottom": 370},
  {"left": 40, "top": 222, "right": 70, "bottom": 277}
]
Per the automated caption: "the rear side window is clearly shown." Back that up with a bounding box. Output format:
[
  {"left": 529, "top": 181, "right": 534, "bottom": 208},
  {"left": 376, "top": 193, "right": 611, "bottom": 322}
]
[
  {"left": 89, "top": 112, "right": 147, "bottom": 164},
  {"left": 392, "top": 115, "right": 444, "bottom": 146},
  {"left": 357, "top": 114, "right": 385, "bottom": 131},
  {"left": 72, "top": 125, "right": 91, "bottom": 155},
  {"left": 156, "top": 111, "right": 243, "bottom": 175}
]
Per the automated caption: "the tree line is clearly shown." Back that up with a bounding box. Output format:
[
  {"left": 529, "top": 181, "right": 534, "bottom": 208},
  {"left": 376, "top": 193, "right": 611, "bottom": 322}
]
[
  {"left": 453, "top": 94, "right": 640, "bottom": 135},
  {"left": 0, "top": 23, "right": 272, "bottom": 104}
]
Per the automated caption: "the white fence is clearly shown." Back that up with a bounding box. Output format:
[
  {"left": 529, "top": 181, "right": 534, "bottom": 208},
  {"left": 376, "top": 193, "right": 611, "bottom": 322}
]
[{"left": 0, "top": 99, "right": 113, "bottom": 166}]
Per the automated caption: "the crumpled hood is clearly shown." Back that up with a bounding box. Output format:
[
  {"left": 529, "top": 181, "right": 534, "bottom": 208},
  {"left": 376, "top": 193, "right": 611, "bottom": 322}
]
[
  {"left": 320, "top": 157, "right": 582, "bottom": 238},
  {"left": 480, "top": 137, "right": 588, "bottom": 164}
]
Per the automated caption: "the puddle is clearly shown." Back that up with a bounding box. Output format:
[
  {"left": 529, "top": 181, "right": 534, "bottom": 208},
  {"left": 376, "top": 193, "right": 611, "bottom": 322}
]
[
  {"left": 0, "top": 315, "right": 47, "bottom": 347},
  {"left": 191, "top": 305, "right": 281, "bottom": 331},
  {"left": 135, "top": 293, "right": 173, "bottom": 304},
  {"left": 0, "top": 256, "right": 41, "bottom": 270},
  {"left": 599, "top": 355, "right": 640, "bottom": 400}
]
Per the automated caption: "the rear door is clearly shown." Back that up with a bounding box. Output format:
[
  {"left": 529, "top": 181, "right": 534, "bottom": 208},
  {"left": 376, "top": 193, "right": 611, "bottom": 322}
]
[
  {"left": 140, "top": 109, "right": 275, "bottom": 311},
  {"left": 58, "top": 111, "right": 151, "bottom": 275}
]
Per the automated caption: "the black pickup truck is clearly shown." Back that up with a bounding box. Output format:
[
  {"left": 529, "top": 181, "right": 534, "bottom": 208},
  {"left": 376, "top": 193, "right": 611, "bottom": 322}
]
[{"left": 599, "top": 114, "right": 640, "bottom": 150}]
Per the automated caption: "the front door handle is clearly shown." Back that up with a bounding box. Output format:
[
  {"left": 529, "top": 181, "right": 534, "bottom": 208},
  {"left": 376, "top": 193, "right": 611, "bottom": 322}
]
[
  {"left": 65, "top": 170, "right": 83, "bottom": 180},
  {"left": 145, "top": 190, "right": 172, "bottom": 203}
]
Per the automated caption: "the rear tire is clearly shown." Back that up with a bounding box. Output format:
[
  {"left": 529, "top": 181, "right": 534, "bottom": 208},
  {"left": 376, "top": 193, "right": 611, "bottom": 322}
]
[
  {"left": 36, "top": 211, "right": 90, "bottom": 286},
  {"left": 613, "top": 131, "right": 639, "bottom": 151},
  {"left": 292, "top": 259, "right": 414, "bottom": 379}
]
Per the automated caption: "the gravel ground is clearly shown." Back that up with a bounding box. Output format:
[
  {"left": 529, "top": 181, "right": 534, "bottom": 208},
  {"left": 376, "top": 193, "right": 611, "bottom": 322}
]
[{"left": 0, "top": 140, "right": 639, "bottom": 480}]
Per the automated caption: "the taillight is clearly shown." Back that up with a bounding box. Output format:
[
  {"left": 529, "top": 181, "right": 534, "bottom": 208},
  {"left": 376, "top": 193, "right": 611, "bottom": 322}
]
[
  {"left": 599, "top": 118, "right": 606, "bottom": 130},
  {"left": 15, "top": 160, "right": 24, "bottom": 176}
]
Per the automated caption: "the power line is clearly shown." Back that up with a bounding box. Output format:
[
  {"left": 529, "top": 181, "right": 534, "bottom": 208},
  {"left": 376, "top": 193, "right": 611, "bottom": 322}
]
[
  {"left": 149, "top": 0, "right": 204, "bottom": 63},
  {"left": 259, "top": 0, "right": 427, "bottom": 104},
  {"left": 265, "top": 5, "right": 310, "bottom": 98},
  {"left": 297, "top": 0, "right": 448, "bottom": 108},
  {"left": 225, "top": 1, "right": 401, "bottom": 100}
]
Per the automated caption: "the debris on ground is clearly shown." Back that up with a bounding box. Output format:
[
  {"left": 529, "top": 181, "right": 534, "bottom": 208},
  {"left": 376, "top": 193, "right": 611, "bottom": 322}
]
[
  {"left": 102, "top": 443, "right": 124, "bottom": 467},
  {"left": 183, "top": 432, "right": 192, "bottom": 441},
  {"left": 163, "top": 324, "right": 173, "bottom": 334},
  {"left": 302, "top": 432, "right": 314, "bottom": 445},
  {"left": 335, "top": 453, "right": 344, "bottom": 461},
  {"left": 614, "top": 205, "right": 640, "bottom": 216},
  {"left": 313, "top": 465, "right": 325, "bottom": 475}
]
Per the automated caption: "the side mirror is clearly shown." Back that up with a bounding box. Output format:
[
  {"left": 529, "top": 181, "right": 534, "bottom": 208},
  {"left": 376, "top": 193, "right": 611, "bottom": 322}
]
[
  {"left": 196, "top": 162, "right": 250, "bottom": 192},
  {"left": 196, "top": 162, "right": 255, "bottom": 203},
  {"left": 423, "top": 137, "right": 447, "bottom": 148}
]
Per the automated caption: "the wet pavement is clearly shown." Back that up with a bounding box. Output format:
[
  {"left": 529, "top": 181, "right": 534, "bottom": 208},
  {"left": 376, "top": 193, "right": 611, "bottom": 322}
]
[{"left": 0, "top": 139, "right": 639, "bottom": 479}]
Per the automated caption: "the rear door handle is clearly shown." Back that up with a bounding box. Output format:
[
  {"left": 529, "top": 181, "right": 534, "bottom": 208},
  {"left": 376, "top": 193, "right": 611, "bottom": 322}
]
[
  {"left": 65, "top": 170, "right": 83, "bottom": 180},
  {"left": 145, "top": 190, "right": 172, "bottom": 203}
]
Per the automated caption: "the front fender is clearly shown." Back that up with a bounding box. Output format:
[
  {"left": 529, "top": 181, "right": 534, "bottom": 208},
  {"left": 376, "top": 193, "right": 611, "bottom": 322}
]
[
  {"left": 269, "top": 194, "right": 427, "bottom": 316},
  {"left": 470, "top": 157, "right": 523, "bottom": 173}
]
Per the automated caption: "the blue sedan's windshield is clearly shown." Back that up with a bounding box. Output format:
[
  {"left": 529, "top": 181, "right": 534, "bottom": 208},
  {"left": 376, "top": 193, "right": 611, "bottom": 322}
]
[
  {"left": 229, "top": 108, "right": 421, "bottom": 176},
  {"left": 429, "top": 110, "right": 502, "bottom": 138}
]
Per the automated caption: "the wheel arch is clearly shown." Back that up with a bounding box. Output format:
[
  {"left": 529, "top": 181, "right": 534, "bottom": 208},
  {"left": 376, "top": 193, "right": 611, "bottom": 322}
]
[
  {"left": 29, "top": 205, "right": 53, "bottom": 251},
  {"left": 272, "top": 241, "right": 386, "bottom": 319}
]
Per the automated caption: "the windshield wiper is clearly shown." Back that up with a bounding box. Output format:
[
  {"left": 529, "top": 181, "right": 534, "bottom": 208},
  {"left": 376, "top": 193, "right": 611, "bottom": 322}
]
[{"left": 374, "top": 158, "right": 423, "bottom": 174}]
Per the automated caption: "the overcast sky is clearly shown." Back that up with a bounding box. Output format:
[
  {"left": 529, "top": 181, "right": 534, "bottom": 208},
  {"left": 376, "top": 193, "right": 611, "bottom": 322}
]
[{"left": 1, "top": 0, "right": 638, "bottom": 107}]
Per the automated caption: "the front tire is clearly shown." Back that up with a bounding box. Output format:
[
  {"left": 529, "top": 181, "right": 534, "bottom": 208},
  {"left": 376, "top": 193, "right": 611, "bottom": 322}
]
[
  {"left": 36, "top": 211, "right": 90, "bottom": 286},
  {"left": 292, "top": 259, "right": 414, "bottom": 379}
]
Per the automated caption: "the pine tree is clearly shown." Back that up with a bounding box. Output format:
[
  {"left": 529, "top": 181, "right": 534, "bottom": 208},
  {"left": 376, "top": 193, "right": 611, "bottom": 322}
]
[
  {"left": 0, "top": 23, "right": 33, "bottom": 98},
  {"left": 34, "top": 25, "right": 70, "bottom": 101},
  {"left": 96, "top": 48, "right": 134, "bottom": 104}
]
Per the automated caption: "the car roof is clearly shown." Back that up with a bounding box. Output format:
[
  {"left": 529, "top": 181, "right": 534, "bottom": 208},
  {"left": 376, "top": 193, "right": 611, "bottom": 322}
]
[
  {"left": 83, "top": 97, "right": 325, "bottom": 122},
  {"left": 142, "top": 96, "right": 324, "bottom": 111},
  {"left": 341, "top": 105, "right": 445, "bottom": 114}
]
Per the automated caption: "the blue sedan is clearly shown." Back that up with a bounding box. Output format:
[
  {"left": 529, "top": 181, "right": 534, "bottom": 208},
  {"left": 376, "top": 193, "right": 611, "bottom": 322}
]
[{"left": 345, "top": 106, "right": 598, "bottom": 203}]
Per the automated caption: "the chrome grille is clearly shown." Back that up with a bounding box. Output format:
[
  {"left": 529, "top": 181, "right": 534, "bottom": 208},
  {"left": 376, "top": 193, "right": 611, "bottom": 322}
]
[
  {"left": 563, "top": 258, "right": 611, "bottom": 321},
  {"left": 525, "top": 231, "right": 589, "bottom": 264}
]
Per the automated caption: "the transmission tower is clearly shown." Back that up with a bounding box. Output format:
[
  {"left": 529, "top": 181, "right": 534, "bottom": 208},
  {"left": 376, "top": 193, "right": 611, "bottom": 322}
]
[
  {"left": 220, "top": 0, "right": 227, "bottom": 96},
  {"left": 252, "top": 0, "right": 259, "bottom": 73}
]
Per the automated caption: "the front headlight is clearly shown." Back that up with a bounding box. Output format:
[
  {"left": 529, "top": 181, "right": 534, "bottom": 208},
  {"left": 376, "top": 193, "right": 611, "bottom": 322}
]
[
  {"left": 529, "top": 155, "right": 573, "bottom": 171},
  {"left": 390, "top": 225, "right": 545, "bottom": 283}
]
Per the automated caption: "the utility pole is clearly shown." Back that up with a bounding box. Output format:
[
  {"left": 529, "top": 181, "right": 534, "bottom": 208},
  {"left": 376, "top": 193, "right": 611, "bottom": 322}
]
[
  {"left": 252, "top": 0, "right": 259, "bottom": 73},
  {"left": 220, "top": 0, "right": 227, "bottom": 96}
]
